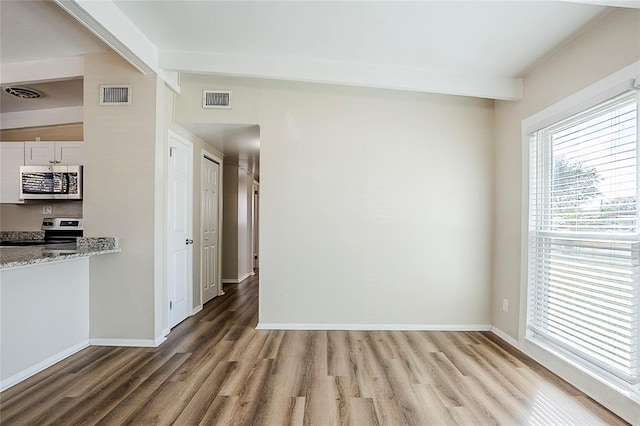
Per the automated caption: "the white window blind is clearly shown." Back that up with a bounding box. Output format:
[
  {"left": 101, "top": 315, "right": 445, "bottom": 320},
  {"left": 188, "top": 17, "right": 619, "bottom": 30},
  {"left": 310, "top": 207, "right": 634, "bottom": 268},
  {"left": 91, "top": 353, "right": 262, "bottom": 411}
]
[{"left": 527, "top": 90, "right": 640, "bottom": 384}]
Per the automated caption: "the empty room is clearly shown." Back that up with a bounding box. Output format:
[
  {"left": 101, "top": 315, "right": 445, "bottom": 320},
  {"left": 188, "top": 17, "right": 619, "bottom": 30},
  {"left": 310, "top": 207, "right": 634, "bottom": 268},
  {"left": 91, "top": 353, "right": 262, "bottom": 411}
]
[{"left": 0, "top": 1, "right": 639, "bottom": 424}]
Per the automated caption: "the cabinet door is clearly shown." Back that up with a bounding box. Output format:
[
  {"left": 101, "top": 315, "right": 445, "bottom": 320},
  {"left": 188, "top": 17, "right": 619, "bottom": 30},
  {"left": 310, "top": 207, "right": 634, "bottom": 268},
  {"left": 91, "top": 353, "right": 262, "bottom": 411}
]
[
  {"left": 0, "top": 142, "right": 25, "bottom": 203},
  {"left": 24, "top": 141, "right": 84, "bottom": 165},
  {"left": 24, "top": 141, "right": 55, "bottom": 165},
  {"left": 55, "top": 142, "right": 84, "bottom": 165}
]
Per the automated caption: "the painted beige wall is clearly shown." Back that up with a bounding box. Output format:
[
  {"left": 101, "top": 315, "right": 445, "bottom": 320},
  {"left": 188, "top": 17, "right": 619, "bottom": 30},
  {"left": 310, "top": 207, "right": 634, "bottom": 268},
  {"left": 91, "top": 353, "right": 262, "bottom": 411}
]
[
  {"left": 492, "top": 9, "right": 640, "bottom": 339},
  {"left": 83, "top": 52, "right": 159, "bottom": 340},
  {"left": 222, "top": 164, "right": 239, "bottom": 280},
  {"left": 0, "top": 123, "right": 83, "bottom": 141},
  {"left": 1, "top": 202, "right": 82, "bottom": 231},
  {"left": 222, "top": 163, "right": 254, "bottom": 282},
  {"left": 176, "top": 75, "right": 494, "bottom": 326}
]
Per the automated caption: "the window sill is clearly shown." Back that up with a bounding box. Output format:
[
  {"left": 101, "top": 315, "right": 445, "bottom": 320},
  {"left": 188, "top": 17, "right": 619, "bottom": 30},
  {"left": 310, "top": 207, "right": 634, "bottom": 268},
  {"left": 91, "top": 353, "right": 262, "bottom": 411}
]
[{"left": 521, "top": 336, "right": 640, "bottom": 423}]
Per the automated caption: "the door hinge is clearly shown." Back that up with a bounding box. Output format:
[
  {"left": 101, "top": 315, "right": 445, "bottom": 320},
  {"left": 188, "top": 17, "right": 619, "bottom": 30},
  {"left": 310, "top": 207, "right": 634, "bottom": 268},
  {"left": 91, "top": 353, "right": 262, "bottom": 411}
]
[
  {"left": 169, "top": 147, "right": 176, "bottom": 157},
  {"left": 169, "top": 300, "right": 173, "bottom": 310}
]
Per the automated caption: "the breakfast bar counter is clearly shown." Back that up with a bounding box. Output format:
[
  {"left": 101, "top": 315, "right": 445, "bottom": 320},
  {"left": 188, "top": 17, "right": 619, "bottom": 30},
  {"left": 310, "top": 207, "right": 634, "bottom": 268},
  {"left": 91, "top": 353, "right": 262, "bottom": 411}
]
[
  {"left": 0, "top": 236, "right": 120, "bottom": 390},
  {"left": 0, "top": 237, "right": 120, "bottom": 269}
]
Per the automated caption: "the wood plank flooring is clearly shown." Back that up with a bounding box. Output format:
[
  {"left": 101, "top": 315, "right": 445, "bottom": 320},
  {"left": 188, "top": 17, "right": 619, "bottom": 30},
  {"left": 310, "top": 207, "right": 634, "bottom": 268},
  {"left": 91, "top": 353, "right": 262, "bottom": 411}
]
[{"left": 0, "top": 273, "right": 628, "bottom": 425}]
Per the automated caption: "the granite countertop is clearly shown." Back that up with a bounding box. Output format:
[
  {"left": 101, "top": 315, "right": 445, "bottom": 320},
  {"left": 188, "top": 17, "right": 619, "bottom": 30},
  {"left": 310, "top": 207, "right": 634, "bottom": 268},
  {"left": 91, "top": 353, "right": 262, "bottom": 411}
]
[{"left": 0, "top": 237, "right": 120, "bottom": 270}]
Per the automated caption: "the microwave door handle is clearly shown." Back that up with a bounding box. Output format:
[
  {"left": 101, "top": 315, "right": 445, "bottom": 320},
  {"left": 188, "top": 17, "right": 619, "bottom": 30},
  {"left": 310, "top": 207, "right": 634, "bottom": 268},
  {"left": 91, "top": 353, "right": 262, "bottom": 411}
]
[{"left": 64, "top": 172, "right": 70, "bottom": 194}]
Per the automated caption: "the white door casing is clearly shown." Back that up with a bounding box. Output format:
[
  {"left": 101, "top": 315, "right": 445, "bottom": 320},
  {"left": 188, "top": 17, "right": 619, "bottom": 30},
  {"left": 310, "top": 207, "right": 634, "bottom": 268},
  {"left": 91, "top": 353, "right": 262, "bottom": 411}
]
[
  {"left": 253, "top": 182, "right": 259, "bottom": 269},
  {"left": 201, "top": 153, "right": 222, "bottom": 304},
  {"left": 167, "top": 131, "right": 193, "bottom": 329}
]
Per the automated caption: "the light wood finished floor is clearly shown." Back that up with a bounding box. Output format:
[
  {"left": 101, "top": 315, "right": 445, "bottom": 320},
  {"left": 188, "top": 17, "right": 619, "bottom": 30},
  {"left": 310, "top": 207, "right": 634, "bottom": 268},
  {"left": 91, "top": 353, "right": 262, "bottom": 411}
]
[{"left": 0, "top": 274, "right": 628, "bottom": 425}]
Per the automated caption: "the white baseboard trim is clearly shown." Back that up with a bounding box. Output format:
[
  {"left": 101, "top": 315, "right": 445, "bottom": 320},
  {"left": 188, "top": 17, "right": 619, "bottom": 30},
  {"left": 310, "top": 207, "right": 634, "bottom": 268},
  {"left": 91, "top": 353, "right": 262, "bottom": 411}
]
[
  {"left": 255, "top": 323, "right": 492, "bottom": 331},
  {"left": 222, "top": 272, "right": 254, "bottom": 284},
  {"left": 154, "top": 334, "right": 167, "bottom": 347},
  {"left": 490, "top": 326, "right": 520, "bottom": 348},
  {"left": 191, "top": 305, "right": 203, "bottom": 315},
  {"left": 89, "top": 338, "right": 161, "bottom": 348},
  {"left": 0, "top": 340, "right": 90, "bottom": 392}
]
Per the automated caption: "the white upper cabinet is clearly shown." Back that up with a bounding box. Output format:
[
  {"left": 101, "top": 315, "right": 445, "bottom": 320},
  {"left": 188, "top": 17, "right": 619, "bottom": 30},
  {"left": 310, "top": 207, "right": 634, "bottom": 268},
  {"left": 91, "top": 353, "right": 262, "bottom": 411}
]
[
  {"left": 24, "top": 141, "right": 84, "bottom": 165},
  {"left": 24, "top": 141, "right": 55, "bottom": 165},
  {"left": 0, "top": 142, "right": 25, "bottom": 204},
  {"left": 55, "top": 142, "right": 84, "bottom": 165}
]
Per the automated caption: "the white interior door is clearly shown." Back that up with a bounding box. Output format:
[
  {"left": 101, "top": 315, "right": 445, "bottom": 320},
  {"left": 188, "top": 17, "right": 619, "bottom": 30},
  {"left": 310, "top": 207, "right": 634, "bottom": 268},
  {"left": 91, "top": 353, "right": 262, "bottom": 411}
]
[
  {"left": 201, "top": 155, "right": 220, "bottom": 304},
  {"left": 167, "top": 132, "right": 193, "bottom": 329}
]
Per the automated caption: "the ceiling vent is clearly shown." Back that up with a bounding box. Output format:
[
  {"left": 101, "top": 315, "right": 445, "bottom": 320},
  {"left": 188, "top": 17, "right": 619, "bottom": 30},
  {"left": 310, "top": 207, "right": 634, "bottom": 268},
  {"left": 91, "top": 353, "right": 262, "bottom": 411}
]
[
  {"left": 100, "top": 85, "right": 131, "bottom": 105},
  {"left": 4, "top": 87, "right": 41, "bottom": 99},
  {"left": 203, "top": 90, "right": 231, "bottom": 109}
]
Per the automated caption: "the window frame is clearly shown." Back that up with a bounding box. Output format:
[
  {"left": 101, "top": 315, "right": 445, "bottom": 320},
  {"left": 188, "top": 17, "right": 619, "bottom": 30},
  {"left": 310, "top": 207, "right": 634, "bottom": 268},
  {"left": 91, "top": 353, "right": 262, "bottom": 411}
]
[
  {"left": 527, "top": 91, "right": 639, "bottom": 383},
  {"left": 519, "top": 61, "right": 640, "bottom": 417}
]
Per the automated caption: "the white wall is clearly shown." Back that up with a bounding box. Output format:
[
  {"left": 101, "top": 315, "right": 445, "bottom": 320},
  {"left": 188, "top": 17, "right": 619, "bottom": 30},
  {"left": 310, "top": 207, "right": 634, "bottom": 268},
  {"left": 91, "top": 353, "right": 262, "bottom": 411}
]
[
  {"left": 176, "top": 76, "right": 494, "bottom": 327},
  {"left": 1, "top": 259, "right": 90, "bottom": 389}
]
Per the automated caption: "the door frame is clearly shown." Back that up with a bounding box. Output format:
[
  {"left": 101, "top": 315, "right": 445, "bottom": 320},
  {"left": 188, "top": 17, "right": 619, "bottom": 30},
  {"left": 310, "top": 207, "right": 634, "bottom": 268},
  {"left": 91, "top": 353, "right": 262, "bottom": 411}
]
[
  {"left": 200, "top": 148, "right": 224, "bottom": 304},
  {"left": 166, "top": 130, "right": 194, "bottom": 330},
  {"left": 252, "top": 181, "right": 259, "bottom": 269}
]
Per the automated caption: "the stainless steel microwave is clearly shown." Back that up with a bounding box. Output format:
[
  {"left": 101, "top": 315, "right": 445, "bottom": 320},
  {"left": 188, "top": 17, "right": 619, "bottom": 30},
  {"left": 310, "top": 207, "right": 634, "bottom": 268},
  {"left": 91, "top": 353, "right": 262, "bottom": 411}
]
[{"left": 19, "top": 165, "right": 83, "bottom": 200}]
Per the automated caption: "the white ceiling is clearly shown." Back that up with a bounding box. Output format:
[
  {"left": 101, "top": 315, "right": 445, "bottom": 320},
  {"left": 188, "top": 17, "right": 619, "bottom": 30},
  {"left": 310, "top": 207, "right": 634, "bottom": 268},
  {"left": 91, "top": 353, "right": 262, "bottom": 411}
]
[
  {"left": 111, "top": 0, "right": 618, "bottom": 99},
  {"left": 1, "top": 0, "right": 638, "bottom": 171},
  {"left": 114, "top": 1, "right": 603, "bottom": 79},
  {"left": 180, "top": 123, "right": 260, "bottom": 177},
  {"left": 0, "top": 0, "right": 107, "bottom": 64}
]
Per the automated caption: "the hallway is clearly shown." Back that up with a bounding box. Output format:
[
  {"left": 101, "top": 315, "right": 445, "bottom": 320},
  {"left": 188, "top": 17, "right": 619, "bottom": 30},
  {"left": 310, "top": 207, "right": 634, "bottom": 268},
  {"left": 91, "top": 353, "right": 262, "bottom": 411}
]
[{"left": 0, "top": 274, "right": 625, "bottom": 425}]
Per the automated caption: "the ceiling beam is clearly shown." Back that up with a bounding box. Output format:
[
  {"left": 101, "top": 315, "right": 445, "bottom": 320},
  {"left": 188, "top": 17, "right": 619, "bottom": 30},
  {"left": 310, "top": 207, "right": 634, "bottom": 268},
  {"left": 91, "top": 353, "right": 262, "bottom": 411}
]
[
  {"left": 1, "top": 57, "right": 84, "bottom": 85},
  {"left": 53, "top": 0, "right": 180, "bottom": 92},
  {"left": 559, "top": 0, "right": 640, "bottom": 8},
  {"left": 160, "top": 50, "right": 523, "bottom": 101},
  {"left": 0, "top": 106, "right": 83, "bottom": 130}
]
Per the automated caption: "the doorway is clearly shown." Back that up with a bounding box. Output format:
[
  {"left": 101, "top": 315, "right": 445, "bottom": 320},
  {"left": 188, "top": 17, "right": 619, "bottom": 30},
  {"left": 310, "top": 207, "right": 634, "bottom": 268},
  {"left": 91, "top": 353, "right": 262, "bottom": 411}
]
[{"left": 176, "top": 122, "right": 259, "bottom": 295}]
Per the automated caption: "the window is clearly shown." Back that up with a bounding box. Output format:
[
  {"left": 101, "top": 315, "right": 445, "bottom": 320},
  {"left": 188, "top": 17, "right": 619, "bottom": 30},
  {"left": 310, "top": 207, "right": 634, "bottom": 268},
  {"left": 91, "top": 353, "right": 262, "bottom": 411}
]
[{"left": 527, "top": 90, "right": 639, "bottom": 385}]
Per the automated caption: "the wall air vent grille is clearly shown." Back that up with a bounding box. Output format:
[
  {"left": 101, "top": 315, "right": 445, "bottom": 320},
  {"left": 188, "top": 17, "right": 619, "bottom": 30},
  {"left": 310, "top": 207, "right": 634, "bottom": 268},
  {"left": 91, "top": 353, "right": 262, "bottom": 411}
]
[
  {"left": 100, "top": 85, "right": 131, "bottom": 105},
  {"left": 203, "top": 90, "right": 231, "bottom": 109}
]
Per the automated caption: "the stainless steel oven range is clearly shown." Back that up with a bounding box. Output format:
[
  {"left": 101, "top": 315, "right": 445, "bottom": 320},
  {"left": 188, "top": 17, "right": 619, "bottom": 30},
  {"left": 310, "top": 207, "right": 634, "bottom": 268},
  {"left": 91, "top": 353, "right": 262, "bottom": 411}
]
[{"left": 0, "top": 218, "right": 83, "bottom": 247}]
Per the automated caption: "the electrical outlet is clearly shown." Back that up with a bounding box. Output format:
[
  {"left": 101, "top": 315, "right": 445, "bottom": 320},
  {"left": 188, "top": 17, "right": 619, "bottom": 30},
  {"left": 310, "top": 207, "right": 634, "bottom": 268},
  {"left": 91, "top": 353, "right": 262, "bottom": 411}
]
[
  {"left": 502, "top": 298, "right": 509, "bottom": 313},
  {"left": 42, "top": 205, "right": 52, "bottom": 215}
]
